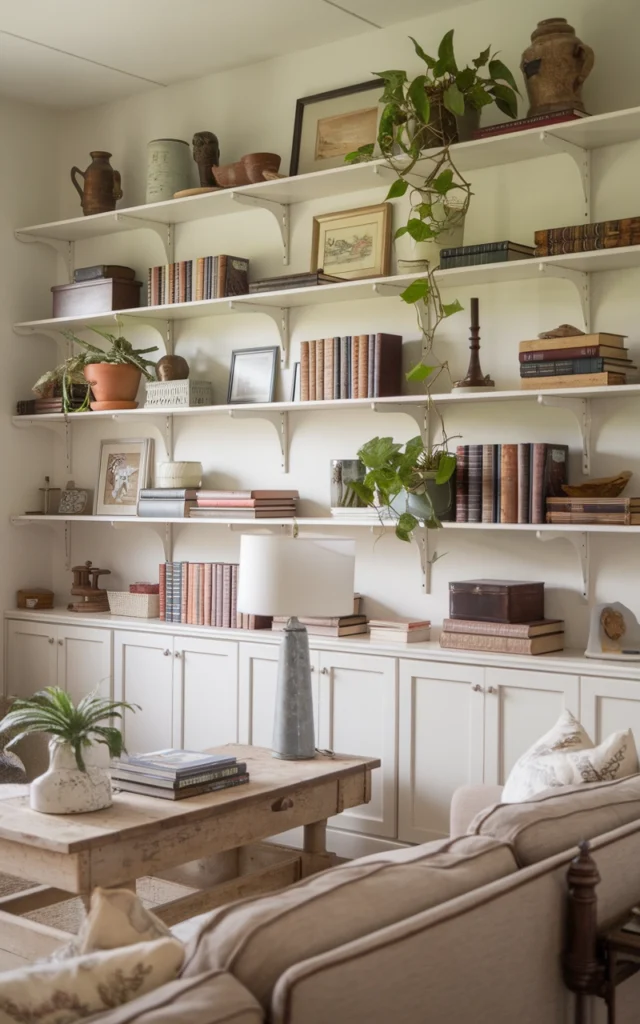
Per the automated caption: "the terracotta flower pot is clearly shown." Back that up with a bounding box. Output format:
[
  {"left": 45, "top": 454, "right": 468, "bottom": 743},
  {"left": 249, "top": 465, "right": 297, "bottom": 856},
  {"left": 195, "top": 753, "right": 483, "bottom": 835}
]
[
  {"left": 83, "top": 363, "right": 142, "bottom": 411},
  {"left": 242, "top": 152, "right": 282, "bottom": 183}
]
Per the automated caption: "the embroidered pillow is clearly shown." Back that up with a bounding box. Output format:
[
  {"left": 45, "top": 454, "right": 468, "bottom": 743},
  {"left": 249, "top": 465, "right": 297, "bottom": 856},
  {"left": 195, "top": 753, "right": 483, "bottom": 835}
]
[
  {"left": 502, "top": 709, "right": 639, "bottom": 802},
  {"left": 0, "top": 937, "right": 184, "bottom": 1024}
]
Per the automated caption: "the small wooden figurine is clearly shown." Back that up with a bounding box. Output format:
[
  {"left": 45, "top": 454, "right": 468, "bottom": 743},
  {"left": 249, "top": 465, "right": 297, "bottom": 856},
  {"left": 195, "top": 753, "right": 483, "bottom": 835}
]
[
  {"left": 453, "top": 297, "right": 495, "bottom": 392},
  {"left": 68, "top": 561, "right": 111, "bottom": 613}
]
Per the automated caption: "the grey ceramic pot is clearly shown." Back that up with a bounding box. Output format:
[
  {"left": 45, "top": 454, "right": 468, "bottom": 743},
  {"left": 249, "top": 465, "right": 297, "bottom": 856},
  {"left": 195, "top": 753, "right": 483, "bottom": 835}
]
[{"left": 455, "top": 106, "right": 482, "bottom": 142}]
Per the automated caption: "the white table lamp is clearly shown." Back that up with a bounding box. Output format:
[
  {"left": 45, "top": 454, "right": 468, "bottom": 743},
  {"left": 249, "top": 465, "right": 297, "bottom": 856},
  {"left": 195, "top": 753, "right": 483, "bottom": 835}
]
[{"left": 238, "top": 536, "right": 355, "bottom": 759}]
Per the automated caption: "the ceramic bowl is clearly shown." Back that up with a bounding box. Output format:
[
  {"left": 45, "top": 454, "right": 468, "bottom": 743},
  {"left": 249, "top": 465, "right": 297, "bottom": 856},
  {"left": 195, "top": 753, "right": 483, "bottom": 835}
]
[
  {"left": 211, "top": 161, "right": 250, "bottom": 188},
  {"left": 241, "top": 152, "right": 282, "bottom": 183}
]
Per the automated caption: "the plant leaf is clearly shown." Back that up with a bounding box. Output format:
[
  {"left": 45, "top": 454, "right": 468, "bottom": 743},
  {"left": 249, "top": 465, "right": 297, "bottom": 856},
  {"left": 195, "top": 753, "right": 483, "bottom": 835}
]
[
  {"left": 416, "top": 202, "right": 432, "bottom": 219},
  {"left": 409, "top": 36, "right": 436, "bottom": 69},
  {"left": 344, "top": 143, "right": 374, "bottom": 164},
  {"left": 394, "top": 225, "right": 409, "bottom": 239},
  {"left": 407, "top": 75, "right": 430, "bottom": 124},
  {"left": 386, "top": 178, "right": 409, "bottom": 200},
  {"left": 406, "top": 362, "right": 435, "bottom": 382},
  {"left": 455, "top": 67, "right": 476, "bottom": 93},
  {"left": 406, "top": 218, "right": 434, "bottom": 242},
  {"left": 442, "top": 299, "right": 463, "bottom": 317},
  {"left": 400, "top": 279, "right": 430, "bottom": 304},
  {"left": 395, "top": 512, "right": 418, "bottom": 542},
  {"left": 465, "top": 82, "right": 494, "bottom": 109},
  {"left": 489, "top": 58, "right": 520, "bottom": 94},
  {"left": 357, "top": 436, "right": 402, "bottom": 471},
  {"left": 490, "top": 83, "right": 518, "bottom": 119},
  {"left": 443, "top": 82, "right": 465, "bottom": 116},
  {"left": 433, "top": 168, "right": 454, "bottom": 194},
  {"left": 436, "top": 29, "right": 457, "bottom": 75},
  {"left": 348, "top": 481, "right": 375, "bottom": 507},
  {"left": 435, "top": 451, "right": 457, "bottom": 484},
  {"left": 473, "top": 45, "right": 492, "bottom": 69}
]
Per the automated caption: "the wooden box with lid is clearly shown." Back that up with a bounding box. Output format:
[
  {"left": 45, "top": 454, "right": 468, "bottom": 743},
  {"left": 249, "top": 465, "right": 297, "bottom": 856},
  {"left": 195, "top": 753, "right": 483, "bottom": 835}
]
[
  {"left": 51, "top": 278, "right": 142, "bottom": 318},
  {"left": 449, "top": 579, "right": 545, "bottom": 623}
]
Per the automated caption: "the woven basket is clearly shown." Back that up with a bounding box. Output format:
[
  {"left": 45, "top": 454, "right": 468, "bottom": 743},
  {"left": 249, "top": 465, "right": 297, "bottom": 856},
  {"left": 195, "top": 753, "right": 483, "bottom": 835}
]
[
  {"left": 145, "top": 380, "right": 213, "bottom": 408},
  {"left": 107, "top": 592, "right": 160, "bottom": 618}
]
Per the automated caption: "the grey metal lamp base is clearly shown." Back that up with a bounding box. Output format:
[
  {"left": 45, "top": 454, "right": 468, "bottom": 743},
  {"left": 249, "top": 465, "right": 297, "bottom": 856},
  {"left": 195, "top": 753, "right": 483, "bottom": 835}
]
[{"left": 272, "top": 616, "right": 316, "bottom": 760}]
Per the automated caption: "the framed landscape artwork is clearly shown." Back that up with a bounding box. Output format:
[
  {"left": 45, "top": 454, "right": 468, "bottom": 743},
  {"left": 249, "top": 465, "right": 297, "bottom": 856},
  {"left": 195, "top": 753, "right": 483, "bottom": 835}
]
[
  {"left": 228, "top": 347, "right": 279, "bottom": 404},
  {"left": 95, "top": 438, "right": 153, "bottom": 516},
  {"left": 311, "top": 203, "right": 392, "bottom": 280},
  {"left": 290, "top": 80, "right": 384, "bottom": 176}
]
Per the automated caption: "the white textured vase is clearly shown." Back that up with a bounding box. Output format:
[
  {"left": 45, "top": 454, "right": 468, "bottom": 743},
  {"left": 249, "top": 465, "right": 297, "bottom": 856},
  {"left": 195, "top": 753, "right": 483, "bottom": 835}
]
[
  {"left": 30, "top": 741, "right": 112, "bottom": 814},
  {"left": 146, "top": 139, "right": 193, "bottom": 204},
  {"left": 156, "top": 461, "right": 203, "bottom": 488}
]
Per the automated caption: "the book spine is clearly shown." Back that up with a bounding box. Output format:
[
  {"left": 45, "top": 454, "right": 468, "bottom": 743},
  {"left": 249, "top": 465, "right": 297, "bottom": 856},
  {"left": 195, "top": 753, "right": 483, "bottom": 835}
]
[
  {"left": 467, "top": 444, "right": 483, "bottom": 523},
  {"left": 535, "top": 218, "right": 640, "bottom": 246},
  {"left": 231, "top": 564, "right": 238, "bottom": 629},
  {"left": 517, "top": 443, "right": 531, "bottom": 524},
  {"left": 186, "top": 563, "right": 194, "bottom": 625},
  {"left": 441, "top": 251, "right": 514, "bottom": 268},
  {"left": 137, "top": 500, "right": 192, "bottom": 517},
  {"left": 164, "top": 563, "right": 172, "bottom": 622},
  {"left": 221, "top": 564, "right": 231, "bottom": 628},
  {"left": 544, "top": 444, "right": 569, "bottom": 500},
  {"left": 439, "top": 633, "right": 537, "bottom": 655},
  {"left": 473, "top": 111, "right": 584, "bottom": 138},
  {"left": 442, "top": 618, "right": 542, "bottom": 638},
  {"left": 520, "top": 373, "right": 626, "bottom": 390},
  {"left": 181, "top": 563, "right": 188, "bottom": 625},
  {"left": 373, "top": 334, "right": 381, "bottom": 398},
  {"left": 357, "top": 335, "right": 368, "bottom": 400},
  {"left": 324, "top": 337, "right": 333, "bottom": 400},
  {"left": 455, "top": 445, "right": 468, "bottom": 523},
  {"left": 204, "top": 563, "right": 212, "bottom": 627},
  {"left": 308, "top": 340, "right": 316, "bottom": 400},
  {"left": 215, "top": 564, "right": 223, "bottom": 628},
  {"left": 300, "top": 342, "right": 310, "bottom": 401},
  {"left": 199, "top": 563, "right": 206, "bottom": 627},
  {"left": 159, "top": 563, "right": 166, "bottom": 621},
  {"left": 499, "top": 444, "right": 518, "bottom": 524},
  {"left": 340, "top": 338, "right": 348, "bottom": 399},
  {"left": 547, "top": 500, "right": 635, "bottom": 513},
  {"left": 367, "top": 334, "right": 374, "bottom": 398},
  {"left": 481, "top": 444, "right": 495, "bottom": 523},
  {"left": 520, "top": 346, "right": 604, "bottom": 362},
  {"left": 531, "top": 443, "right": 546, "bottom": 524},
  {"left": 520, "top": 358, "right": 613, "bottom": 377},
  {"left": 315, "top": 339, "right": 324, "bottom": 401},
  {"left": 493, "top": 444, "right": 501, "bottom": 524},
  {"left": 374, "top": 334, "right": 403, "bottom": 399},
  {"left": 352, "top": 335, "right": 359, "bottom": 399},
  {"left": 333, "top": 337, "right": 340, "bottom": 399}
]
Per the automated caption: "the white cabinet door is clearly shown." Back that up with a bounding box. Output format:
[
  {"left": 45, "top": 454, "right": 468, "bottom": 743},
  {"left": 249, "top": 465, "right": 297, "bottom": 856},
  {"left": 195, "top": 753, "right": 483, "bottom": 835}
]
[
  {"left": 580, "top": 676, "right": 640, "bottom": 757},
  {"left": 176, "top": 637, "right": 239, "bottom": 750},
  {"left": 6, "top": 620, "right": 57, "bottom": 698},
  {"left": 238, "top": 642, "right": 319, "bottom": 748},
  {"left": 398, "top": 659, "right": 485, "bottom": 844},
  {"left": 113, "top": 631, "right": 175, "bottom": 754},
  {"left": 484, "top": 667, "right": 580, "bottom": 785},
  {"left": 317, "top": 650, "right": 397, "bottom": 838},
  {"left": 57, "top": 626, "right": 112, "bottom": 703}
]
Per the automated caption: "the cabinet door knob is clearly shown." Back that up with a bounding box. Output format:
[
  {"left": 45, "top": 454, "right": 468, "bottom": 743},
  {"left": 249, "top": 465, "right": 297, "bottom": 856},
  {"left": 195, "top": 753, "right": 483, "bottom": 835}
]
[
  {"left": 163, "top": 649, "right": 171, "bottom": 657},
  {"left": 321, "top": 667, "right": 329, "bottom": 675},
  {"left": 48, "top": 637, "right": 55, "bottom": 644},
  {"left": 488, "top": 686, "right": 496, "bottom": 694},
  {"left": 471, "top": 683, "right": 482, "bottom": 692},
  {"left": 174, "top": 651, "right": 182, "bottom": 658},
  {"left": 58, "top": 639, "right": 64, "bottom": 646}
]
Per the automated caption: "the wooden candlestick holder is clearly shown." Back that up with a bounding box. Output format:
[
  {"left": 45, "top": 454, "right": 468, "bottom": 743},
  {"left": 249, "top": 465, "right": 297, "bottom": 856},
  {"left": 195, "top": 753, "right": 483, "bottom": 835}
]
[
  {"left": 68, "top": 560, "right": 111, "bottom": 613},
  {"left": 453, "top": 297, "right": 495, "bottom": 391}
]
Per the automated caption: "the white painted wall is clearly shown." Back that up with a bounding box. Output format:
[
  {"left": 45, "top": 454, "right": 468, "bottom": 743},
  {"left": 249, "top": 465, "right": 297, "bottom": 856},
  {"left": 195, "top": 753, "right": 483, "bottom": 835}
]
[{"left": 14, "top": 0, "right": 640, "bottom": 649}]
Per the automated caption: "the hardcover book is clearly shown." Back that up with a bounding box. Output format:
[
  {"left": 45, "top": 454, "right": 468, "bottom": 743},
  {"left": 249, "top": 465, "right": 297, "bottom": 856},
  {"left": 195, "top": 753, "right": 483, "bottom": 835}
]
[
  {"left": 520, "top": 372, "right": 626, "bottom": 389},
  {"left": 116, "top": 749, "right": 237, "bottom": 776},
  {"left": 111, "top": 762, "right": 247, "bottom": 789},
  {"left": 467, "top": 444, "right": 483, "bottom": 523},
  {"left": 471, "top": 108, "right": 587, "bottom": 139},
  {"left": 439, "top": 631, "right": 564, "bottom": 655},
  {"left": 112, "top": 773, "right": 250, "bottom": 800},
  {"left": 520, "top": 358, "right": 633, "bottom": 377},
  {"left": 481, "top": 444, "right": 495, "bottom": 523},
  {"left": 499, "top": 444, "right": 518, "bottom": 524},
  {"left": 442, "top": 618, "right": 563, "bottom": 638},
  {"left": 455, "top": 445, "right": 468, "bottom": 522},
  {"left": 520, "top": 345, "right": 628, "bottom": 362},
  {"left": 519, "top": 333, "right": 626, "bottom": 354}
]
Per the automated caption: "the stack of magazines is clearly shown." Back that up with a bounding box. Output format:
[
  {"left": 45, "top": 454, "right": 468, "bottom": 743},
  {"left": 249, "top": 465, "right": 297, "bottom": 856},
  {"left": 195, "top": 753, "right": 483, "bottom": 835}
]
[{"left": 110, "top": 749, "right": 249, "bottom": 801}]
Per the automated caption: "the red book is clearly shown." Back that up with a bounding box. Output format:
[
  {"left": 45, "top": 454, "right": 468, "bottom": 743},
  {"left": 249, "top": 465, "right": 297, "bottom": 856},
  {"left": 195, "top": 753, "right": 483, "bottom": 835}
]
[
  {"left": 204, "top": 564, "right": 212, "bottom": 627},
  {"left": 222, "top": 565, "right": 232, "bottom": 628},
  {"left": 499, "top": 444, "right": 518, "bottom": 524},
  {"left": 214, "top": 564, "right": 223, "bottom": 628},
  {"left": 231, "top": 565, "right": 238, "bottom": 630},
  {"left": 181, "top": 563, "right": 189, "bottom": 625},
  {"left": 197, "top": 490, "right": 299, "bottom": 500},
  {"left": 158, "top": 564, "right": 166, "bottom": 621},
  {"left": 187, "top": 564, "right": 195, "bottom": 626},
  {"left": 195, "top": 498, "right": 294, "bottom": 508}
]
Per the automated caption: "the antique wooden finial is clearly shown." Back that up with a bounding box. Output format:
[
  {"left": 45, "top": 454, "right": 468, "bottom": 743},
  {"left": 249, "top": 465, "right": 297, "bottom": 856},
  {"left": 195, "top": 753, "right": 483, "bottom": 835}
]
[
  {"left": 453, "top": 297, "right": 495, "bottom": 390},
  {"left": 563, "top": 840, "right": 604, "bottom": 1010}
]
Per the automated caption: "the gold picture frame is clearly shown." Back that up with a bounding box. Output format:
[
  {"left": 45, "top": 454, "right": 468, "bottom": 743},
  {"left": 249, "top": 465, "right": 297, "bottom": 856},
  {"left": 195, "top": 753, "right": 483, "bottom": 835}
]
[{"left": 311, "top": 203, "right": 392, "bottom": 281}]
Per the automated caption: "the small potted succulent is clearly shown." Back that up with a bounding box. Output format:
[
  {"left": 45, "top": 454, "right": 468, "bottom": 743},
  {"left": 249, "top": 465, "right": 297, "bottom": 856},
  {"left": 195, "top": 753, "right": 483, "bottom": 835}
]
[
  {"left": 0, "top": 688, "right": 137, "bottom": 814},
  {"left": 350, "top": 435, "right": 457, "bottom": 541}
]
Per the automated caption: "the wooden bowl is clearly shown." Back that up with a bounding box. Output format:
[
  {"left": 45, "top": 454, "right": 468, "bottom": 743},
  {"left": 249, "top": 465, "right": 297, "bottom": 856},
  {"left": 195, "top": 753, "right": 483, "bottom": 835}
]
[
  {"left": 561, "top": 471, "right": 632, "bottom": 498},
  {"left": 211, "top": 161, "right": 250, "bottom": 188},
  {"left": 241, "top": 152, "right": 282, "bottom": 183}
]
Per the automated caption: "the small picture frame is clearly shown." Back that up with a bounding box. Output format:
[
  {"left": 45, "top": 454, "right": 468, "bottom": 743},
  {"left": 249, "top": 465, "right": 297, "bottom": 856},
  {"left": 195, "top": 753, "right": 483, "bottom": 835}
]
[
  {"left": 290, "top": 80, "right": 384, "bottom": 176},
  {"left": 311, "top": 203, "right": 392, "bottom": 280},
  {"left": 291, "top": 362, "right": 301, "bottom": 402},
  {"left": 95, "top": 438, "right": 153, "bottom": 517},
  {"left": 227, "top": 347, "right": 279, "bottom": 405}
]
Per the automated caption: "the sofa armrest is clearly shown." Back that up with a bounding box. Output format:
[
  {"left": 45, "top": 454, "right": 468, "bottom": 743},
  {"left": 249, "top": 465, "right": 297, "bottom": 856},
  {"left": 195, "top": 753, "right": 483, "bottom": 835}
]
[{"left": 450, "top": 785, "right": 504, "bottom": 836}]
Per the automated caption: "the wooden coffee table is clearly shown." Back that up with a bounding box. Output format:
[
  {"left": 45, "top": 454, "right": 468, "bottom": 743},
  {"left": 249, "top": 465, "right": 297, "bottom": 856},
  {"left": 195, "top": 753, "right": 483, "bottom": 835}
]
[{"left": 0, "top": 745, "right": 379, "bottom": 960}]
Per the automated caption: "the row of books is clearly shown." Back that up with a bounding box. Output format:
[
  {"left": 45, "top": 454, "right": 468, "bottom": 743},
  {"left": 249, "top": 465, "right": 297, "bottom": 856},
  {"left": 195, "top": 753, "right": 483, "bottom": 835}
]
[
  {"left": 455, "top": 443, "right": 568, "bottom": 524},
  {"left": 159, "top": 561, "right": 271, "bottom": 628},
  {"left": 249, "top": 271, "right": 342, "bottom": 293},
  {"left": 546, "top": 495, "right": 640, "bottom": 526},
  {"left": 147, "top": 255, "right": 249, "bottom": 305},
  {"left": 439, "top": 241, "right": 534, "bottom": 269},
  {"left": 519, "top": 331, "right": 634, "bottom": 390},
  {"left": 272, "top": 595, "right": 366, "bottom": 637},
  {"left": 138, "top": 489, "right": 298, "bottom": 520},
  {"left": 439, "top": 617, "right": 565, "bottom": 656},
  {"left": 300, "top": 334, "right": 402, "bottom": 401},
  {"left": 534, "top": 216, "right": 640, "bottom": 256},
  {"left": 111, "top": 749, "right": 249, "bottom": 801}
]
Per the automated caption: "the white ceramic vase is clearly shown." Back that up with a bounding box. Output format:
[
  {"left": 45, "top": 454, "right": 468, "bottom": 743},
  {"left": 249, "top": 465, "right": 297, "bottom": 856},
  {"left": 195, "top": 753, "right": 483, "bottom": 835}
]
[
  {"left": 146, "top": 139, "right": 193, "bottom": 204},
  {"left": 156, "top": 461, "right": 203, "bottom": 488},
  {"left": 30, "top": 741, "right": 112, "bottom": 814}
]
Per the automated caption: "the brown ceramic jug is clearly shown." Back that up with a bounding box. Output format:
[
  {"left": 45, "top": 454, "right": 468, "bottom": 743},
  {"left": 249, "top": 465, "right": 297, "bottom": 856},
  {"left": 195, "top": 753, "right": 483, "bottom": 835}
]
[
  {"left": 70, "top": 151, "right": 123, "bottom": 216},
  {"left": 521, "top": 18, "right": 594, "bottom": 116}
]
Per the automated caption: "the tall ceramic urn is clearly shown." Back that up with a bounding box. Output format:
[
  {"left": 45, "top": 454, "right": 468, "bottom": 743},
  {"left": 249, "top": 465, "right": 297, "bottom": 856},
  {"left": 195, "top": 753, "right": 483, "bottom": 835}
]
[
  {"left": 146, "top": 139, "right": 193, "bottom": 203},
  {"left": 521, "top": 18, "right": 594, "bottom": 116}
]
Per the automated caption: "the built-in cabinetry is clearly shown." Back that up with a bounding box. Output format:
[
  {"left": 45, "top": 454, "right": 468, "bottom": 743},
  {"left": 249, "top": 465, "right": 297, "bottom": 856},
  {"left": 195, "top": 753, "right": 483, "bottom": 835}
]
[{"left": 6, "top": 611, "right": 640, "bottom": 857}]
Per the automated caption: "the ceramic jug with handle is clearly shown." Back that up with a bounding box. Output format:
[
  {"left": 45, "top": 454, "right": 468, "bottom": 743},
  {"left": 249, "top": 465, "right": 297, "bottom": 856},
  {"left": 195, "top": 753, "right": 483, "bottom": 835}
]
[{"left": 70, "top": 151, "right": 122, "bottom": 216}]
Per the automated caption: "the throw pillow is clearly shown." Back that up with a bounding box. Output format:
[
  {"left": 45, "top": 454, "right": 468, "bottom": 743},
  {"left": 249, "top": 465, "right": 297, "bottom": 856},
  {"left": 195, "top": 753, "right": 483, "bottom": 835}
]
[
  {"left": 502, "top": 709, "right": 639, "bottom": 802},
  {"left": 0, "top": 937, "right": 184, "bottom": 1024},
  {"left": 76, "top": 887, "right": 172, "bottom": 954}
]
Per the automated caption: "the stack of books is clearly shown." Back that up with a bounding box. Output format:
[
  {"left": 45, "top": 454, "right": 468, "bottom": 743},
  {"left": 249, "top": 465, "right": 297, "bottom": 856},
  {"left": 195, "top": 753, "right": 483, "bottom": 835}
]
[
  {"left": 534, "top": 217, "right": 640, "bottom": 256},
  {"left": 138, "top": 488, "right": 196, "bottom": 518},
  {"left": 300, "top": 334, "right": 402, "bottom": 401},
  {"left": 159, "top": 561, "right": 272, "bottom": 628},
  {"left": 520, "top": 332, "right": 634, "bottom": 390},
  {"left": 110, "top": 749, "right": 250, "bottom": 800},
  {"left": 471, "top": 108, "right": 589, "bottom": 140},
  {"left": 440, "top": 618, "right": 565, "bottom": 656},
  {"left": 455, "top": 443, "right": 568, "bottom": 524},
  {"left": 368, "top": 619, "right": 431, "bottom": 643},
  {"left": 546, "top": 496, "right": 640, "bottom": 525},
  {"left": 439, "top": 241, "right": 534, "bottom": 269},
  {"left": 249, "top": 271, "right": 342, "bottom": 293},
  {"left": 147, "top": 255, "right": 249, "bottom": 305},
  {"left": 272, "top": 595, "right": 366, "bottom": 637},
  {"left": 190, "top": 490, "right": 298, "bottom": 519}
]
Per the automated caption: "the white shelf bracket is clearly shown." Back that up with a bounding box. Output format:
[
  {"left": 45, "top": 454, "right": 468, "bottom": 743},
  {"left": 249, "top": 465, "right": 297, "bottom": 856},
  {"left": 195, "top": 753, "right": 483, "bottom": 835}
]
[
  {"left": 536, "top": 529, "right": 590, "bottom": 601},
  {"left": 14, "top": 325, "right": 67, "bottom": 344},
  {"left": 108, "top": 411, "right": 174, "bottom": 459},
  {"left": 65, "top": 419, "right": 73, "bottom": 476},
  {"left": 371, "top": 282, "right": 406, "bottom": 299},
  {"left": 228, "top": 301, "right": 290, "bottom": 365},
  {"left": 537, "top": 264, "right": 591, "bottom": 332},
  {"left": 414, "top": 525, "right": 431, "bottom": 594},
  {"left": 228, "top": 523, "right": 293, "bottom": 533},
  {"left": 229, "top": 193, "right": 290, "bottom": 265},
  {"left": 540, "top": 133, "right": 591, "bottom": 221},
  {"left": 536, "top": 394, "right": 591, "bottom": 474},
  {"left": 64, "top": 522, "right": 72, "bottom": 571},
  {"left": 109, "top": 520, "right": 173, "bottom": 560},
  {"left": 14, "top": 233, "right": 75, "bottom": 282},
  {"left": 228, "top": 409, "right": 289, "bottom": 473},
  {"left": 370, "top": 401, "right": 429, "bottom": 444},
  {"left": 114, "top": 215, "right": 175, "bottom": 262}
]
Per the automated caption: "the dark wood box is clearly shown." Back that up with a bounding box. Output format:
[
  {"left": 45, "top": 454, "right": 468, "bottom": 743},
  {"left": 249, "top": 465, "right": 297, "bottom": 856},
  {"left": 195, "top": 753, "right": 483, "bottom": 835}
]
[
  {"left": 51, "top": 277, "right": 142, "bottom": 318},
  {"left": 449, "top": 579, "right": 545, "bottom": 623}
]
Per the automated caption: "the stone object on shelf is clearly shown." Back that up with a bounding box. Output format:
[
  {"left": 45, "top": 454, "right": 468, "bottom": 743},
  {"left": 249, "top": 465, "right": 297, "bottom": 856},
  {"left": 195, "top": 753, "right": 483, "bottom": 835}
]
[
  {"left": 51, "top": 277, "right": 142, "bottom": 318},
  {"left": 538, "top": 324, "right": 585, "bottom": 339},
  {"left": 17, "top": 588, "right": 54, "bottom": 610},
  {"left": 57, "top": 480, "right": 93, "bottom": 516},
  {"left": 146, "top": 138, "right": 193, "bottom": 203},
  {"left": 521, "top": 18, "right": 594, "bottom": 116},
  {"left": 192, "top": 131, "right": 220, "bottom": 187},
  {"left": 241, "top": 152, "right": 282, "bottom": 183},
  {"left": 70, "top": 151, "right": 122, "bottom": 216},
  {"left": 68, "top": 561, "right": 111, "bottom": 614},
  {"left": 156, "top": 355, "right": 190, "bottom": 381},
  {"left": 145, "top": 379, "right": 213, "bottom": 408},
  {"left": 586, "top": 601, "right": 640, "bottom": 660},
  {"left": 562, "top": 471, "right": 632, "bottom": 498}
]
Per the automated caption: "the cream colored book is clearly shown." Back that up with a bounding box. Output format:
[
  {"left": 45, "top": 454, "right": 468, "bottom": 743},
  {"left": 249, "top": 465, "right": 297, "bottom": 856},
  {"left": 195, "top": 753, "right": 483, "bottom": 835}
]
[
  {"left": 520, "top": 372, "right": 626, "bottom": 390},
  {"left": 519, "top": 332, "right": 626, "bottom": 353}
]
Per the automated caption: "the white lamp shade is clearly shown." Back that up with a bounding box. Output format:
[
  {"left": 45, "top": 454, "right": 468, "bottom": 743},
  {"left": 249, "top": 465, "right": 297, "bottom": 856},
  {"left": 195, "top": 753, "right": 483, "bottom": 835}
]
[{"left": 237, "top": 536, "right": 355, "bottom": 618}]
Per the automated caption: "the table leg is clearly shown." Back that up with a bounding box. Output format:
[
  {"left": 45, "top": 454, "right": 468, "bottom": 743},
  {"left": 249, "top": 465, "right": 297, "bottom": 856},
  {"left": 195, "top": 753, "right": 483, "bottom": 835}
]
[{"left": 301, "top": 820, "right": 334, "bottom": 877}]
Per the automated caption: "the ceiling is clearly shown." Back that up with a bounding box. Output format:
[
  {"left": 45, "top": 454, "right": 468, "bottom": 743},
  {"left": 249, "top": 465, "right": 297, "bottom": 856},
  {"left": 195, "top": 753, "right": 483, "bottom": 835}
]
[{"left": 0, "top": 0, "right": 473, "bottom": 110}]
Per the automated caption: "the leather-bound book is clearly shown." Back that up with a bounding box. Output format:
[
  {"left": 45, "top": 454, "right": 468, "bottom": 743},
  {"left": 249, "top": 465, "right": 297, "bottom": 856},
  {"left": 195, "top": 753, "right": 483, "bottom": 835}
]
[
  {"left": 499, "top": 444, "right": 518, "bottom": 523},
  {"left": 531, "top": 443, "right": 547, "bottom": 524},
  {"left": 340, "top": 338, "right": 349, "bottom": 399},
  {"left": 517, "top": 444, "right": 531, "bottom": 524},
  {"left": 300, "top": 342, "right": 310, "bottom": 402},
  {"left": 324, "top": 338, "right": 334, "bottom": 400},
  {"left": 373, "top": 334, "right": 403, "bottom": 398},
  {"left": 467, "top": 445, "right": 483, "bottom": 523},
  {"left": 315, "top": 339, "right": 324, "bottom": 400},
  {"left": 357, "top": 335, "right": 369, "bottom": 400},
  {"left": 481, "top": 444, "right": 495, "bottom": 523},
  {"left": 308, "top": 340, "right": 316, "bottom": 401},
  {"left": 544, "top": 444, "right": 569, "bottom": 499},
  {"left": 455, "top": 445, "right": 468, "bottom": 522}
]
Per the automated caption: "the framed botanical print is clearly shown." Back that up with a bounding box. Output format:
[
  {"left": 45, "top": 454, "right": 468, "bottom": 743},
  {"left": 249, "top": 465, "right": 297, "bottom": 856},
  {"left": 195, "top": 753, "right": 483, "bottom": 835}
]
[
  {"left": 227, "top": 347, "right": 279, "bottom": 404},
  {"left": 290, "top": 80, "right": 384, "bottom": 176},
  {"left": 95, "top": 438, "right": 153, "bottom": 516},
  {"left": 311, "top": 203, "right": 392, "bottom": 280}
]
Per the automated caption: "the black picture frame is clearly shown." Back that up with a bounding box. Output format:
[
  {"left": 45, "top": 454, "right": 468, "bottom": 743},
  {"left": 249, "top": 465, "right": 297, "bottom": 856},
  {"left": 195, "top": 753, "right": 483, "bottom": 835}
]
[
  {"left": 290, "top": 362, "right": 301, "bottom": 402},
  {"left": 227, "top": 347, "right": 279, "bottom": 405},
  {"left": 289, "top": 80, "right": 382, "bottom": 177}
]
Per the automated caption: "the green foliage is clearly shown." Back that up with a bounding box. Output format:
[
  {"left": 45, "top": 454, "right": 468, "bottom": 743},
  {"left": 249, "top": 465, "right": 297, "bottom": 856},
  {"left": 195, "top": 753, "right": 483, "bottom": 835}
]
[
  {"left": 344, "top": 143, "right": 375, "bottom": 164},
  {"left": 406, "top": 363, "right": 436, "bottom": 383},
  {"left": 0, "top": 688, "right": 139, "bottom": 772}
]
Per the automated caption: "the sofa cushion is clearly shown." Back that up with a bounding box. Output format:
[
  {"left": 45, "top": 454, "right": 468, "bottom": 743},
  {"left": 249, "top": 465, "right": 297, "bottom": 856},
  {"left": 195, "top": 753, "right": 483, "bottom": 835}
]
[
  {"left": 469, "top": 773, "right": 640, "bottom": 866},
  {"left": 502, "top": 709, "right": 638, "bottom": 802},
  {"left": 182, "top": 834, "right": 517, "bottom": 1006},
  {"left": 83, "top": 970, "right": 263, "bottom": 1024}
]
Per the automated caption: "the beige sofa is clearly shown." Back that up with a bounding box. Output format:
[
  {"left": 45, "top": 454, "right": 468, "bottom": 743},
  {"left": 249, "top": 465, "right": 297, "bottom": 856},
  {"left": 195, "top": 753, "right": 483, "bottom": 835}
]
[{"left": 33, "top": 776, "right": 640, "bottom": 1023}]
